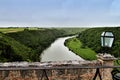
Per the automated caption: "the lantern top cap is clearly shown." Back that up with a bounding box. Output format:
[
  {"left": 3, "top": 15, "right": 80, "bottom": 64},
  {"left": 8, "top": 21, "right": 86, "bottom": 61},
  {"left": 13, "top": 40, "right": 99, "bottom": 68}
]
[{"left": 101, "top": 32, "right": 114, "bottom": 37}]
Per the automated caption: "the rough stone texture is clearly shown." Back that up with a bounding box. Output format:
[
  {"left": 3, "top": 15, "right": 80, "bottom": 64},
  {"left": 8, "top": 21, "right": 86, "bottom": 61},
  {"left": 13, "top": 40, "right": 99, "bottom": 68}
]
[
  {"left": 0, "top": 69, "right": 95, "bottom": 80},
  {"left": 0, "top": 55, "right": 115, "bottom": 80},
  {"left": 97, "top": 54, "right": 115, "bottom": 80}
]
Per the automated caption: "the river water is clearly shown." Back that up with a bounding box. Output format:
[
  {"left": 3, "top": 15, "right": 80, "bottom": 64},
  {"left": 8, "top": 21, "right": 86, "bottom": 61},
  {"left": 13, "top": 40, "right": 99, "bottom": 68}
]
[{"left": 41, "top": 36, "right": 84, "bottom": 62}]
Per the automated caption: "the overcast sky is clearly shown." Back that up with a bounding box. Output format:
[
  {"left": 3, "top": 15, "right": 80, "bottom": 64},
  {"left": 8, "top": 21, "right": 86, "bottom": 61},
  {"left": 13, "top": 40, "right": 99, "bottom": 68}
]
[{"left": 0, "top": 0, "right": 120, "bottom": 27}]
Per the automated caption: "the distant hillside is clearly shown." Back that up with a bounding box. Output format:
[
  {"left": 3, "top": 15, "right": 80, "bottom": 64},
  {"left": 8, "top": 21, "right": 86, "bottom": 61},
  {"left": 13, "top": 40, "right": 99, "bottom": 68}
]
[
  {"left": 78, "top": 27, "right": 120, "bottom": 57},
  {"left": 0, "top": 27, "right": 86, "bottom": 62},
  {"left": 0, "top": 28, "right": 66, "bottom": 62},
  {"left": 6, "top": 29, "right": 66, "bottom": 61},
  {"left": 0, "top": 27, "right": 40, "bottom": 33},
  {"left": 0, "top": 32, "right": 34, "bottom": 62},
  {"left": 57, "top": 28, "right": 87, "bottom": 35}
]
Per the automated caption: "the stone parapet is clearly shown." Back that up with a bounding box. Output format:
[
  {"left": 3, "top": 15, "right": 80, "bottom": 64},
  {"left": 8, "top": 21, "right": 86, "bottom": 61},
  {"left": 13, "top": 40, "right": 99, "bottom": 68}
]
[
  {"left": 0, "top": 60, "right": 97, "bottom": 67},
  {"left": 0, "top": 59, "right": 114, "bottom": 80}
]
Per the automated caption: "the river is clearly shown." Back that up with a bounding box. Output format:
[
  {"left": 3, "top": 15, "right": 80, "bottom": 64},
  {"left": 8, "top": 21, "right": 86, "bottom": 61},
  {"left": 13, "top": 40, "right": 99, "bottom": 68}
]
[{"left": 41, "top": 36, "right": 84, "bottom": 62}]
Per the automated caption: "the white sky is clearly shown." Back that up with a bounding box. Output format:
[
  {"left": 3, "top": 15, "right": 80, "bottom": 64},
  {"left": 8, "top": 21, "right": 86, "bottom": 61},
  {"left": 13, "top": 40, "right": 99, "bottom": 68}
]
[{"left": 0, "top": 0, "right": 120, "bottom": 27}]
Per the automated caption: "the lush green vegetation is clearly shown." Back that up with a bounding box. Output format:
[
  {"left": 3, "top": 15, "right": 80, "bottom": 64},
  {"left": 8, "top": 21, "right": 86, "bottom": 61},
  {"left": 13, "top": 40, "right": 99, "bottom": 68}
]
[
  {"left": 0, "top": 27, "right": 90, "bottom": 62},
  {"left": 0, "top": 27, "right": 41, "bottom": 33},
  {"left": 7, "top": 29, "right": 66, "bottom": 61},
  {"left": 57, "top": 28, "right": 87, "bottom": 35},
  {"left": 65, "top": 37, "right": 97, "bottom": 60},
  {"left": 64, "top": 27, "right": 120, "bottom": 73},
  {"left": 0, "top": 32, "right": 34, "bottom": 62},
  {"left": 0, "top": 28, "right": 67, "bottom": 62},
  {"left": 78, "top": 27, "right": 120, "bottom": 58},
  {"left": 65, "top": 27, "right": 120, "bottom": 60},
  {"left": 0, "top": 27, "right": 24, "bottom": 33}
]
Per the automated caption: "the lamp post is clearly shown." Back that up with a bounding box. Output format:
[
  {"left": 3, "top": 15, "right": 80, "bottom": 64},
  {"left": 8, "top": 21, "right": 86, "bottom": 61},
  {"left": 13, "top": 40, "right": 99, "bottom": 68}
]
[
  {"left": 101, "top": 31, "right": 114, "bottom": 54},
  {"left": 93, "top": 31, "right": 114, "bottom": 80}
]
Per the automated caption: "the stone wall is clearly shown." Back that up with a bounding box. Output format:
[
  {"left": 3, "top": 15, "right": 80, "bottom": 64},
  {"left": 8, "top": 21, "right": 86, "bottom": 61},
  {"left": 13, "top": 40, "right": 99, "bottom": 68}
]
[
  {"left": 0, "top": 69, "right": 96, "bottom": 80},
  {"left": 0, "top": 60, "right": 98, "bottom": 80},
  {"left": 0, "top": 54, "right": 115, "bottom": 80}
]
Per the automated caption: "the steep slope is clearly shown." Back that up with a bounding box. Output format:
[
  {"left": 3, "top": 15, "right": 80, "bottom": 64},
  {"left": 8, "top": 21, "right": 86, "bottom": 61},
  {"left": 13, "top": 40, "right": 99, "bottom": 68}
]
[{"left": 0, "top": 32, "right": 34, "bottom": 62}]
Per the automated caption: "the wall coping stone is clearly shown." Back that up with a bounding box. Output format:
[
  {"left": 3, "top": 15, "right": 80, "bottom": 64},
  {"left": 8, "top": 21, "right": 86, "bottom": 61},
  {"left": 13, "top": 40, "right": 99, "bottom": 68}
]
[
  {"left": 97, "top": 53, "right": 115, "bottom": 61},
  {"left": 0, "top": 60, "right": 98, "bottom": 68}
]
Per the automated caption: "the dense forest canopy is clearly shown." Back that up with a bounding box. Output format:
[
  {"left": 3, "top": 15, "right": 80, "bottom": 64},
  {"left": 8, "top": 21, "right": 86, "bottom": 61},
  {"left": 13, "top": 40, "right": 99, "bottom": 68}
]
[
  {"left": 78, "top": 27, "right": 120, "bottom": 57},
  {"left": 2, "top": 27, "right": 120, "bottom": 62},
  {"left": 0, "top": 27, "right": 85, "bottom": 62},
  {"left": 0, "top": 28, "right": 67, "bottom": 62}
]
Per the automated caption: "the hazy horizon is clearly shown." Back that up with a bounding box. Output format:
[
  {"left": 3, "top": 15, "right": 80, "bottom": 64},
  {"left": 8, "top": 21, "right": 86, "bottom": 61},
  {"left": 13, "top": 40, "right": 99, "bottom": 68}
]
[{"left": 0, "top": 0, "right": 120, "bottom": 27}]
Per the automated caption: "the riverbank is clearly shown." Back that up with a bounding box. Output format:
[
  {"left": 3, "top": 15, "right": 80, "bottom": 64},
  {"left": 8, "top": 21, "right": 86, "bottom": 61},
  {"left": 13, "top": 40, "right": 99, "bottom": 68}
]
[
  {"left": 0, "top": 28, "right": 67, "bottom": 62},
  {"left": 41, "top": 36, "right": 84, "bottom": 62},
  {"left": 64, "top": 37, "right": 97, "bottom": 60},
  {"left": 0, "top": 27, "right": 87, "bottom": 62}
]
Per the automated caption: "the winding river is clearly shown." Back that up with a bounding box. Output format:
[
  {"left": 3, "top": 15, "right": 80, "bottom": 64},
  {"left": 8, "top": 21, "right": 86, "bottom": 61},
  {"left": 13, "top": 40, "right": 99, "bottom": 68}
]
[{"left": 41, "top": 36, "right": 84, "bottom": 62}]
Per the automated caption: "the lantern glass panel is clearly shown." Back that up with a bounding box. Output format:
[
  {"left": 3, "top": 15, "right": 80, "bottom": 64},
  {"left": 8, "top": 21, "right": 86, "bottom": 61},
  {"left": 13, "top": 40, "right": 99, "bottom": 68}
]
[
  {"left": 101, "top": 37, "right": 104, "bottom": 47},
  {"left": 105, "top": 32, "right": 114, "bottom": 36},
  {"left": 104, "top": 37, "right": 114, "bottom": 47},
  {"left": 101, "top": 32, "right": 114, "bottom": 48}
]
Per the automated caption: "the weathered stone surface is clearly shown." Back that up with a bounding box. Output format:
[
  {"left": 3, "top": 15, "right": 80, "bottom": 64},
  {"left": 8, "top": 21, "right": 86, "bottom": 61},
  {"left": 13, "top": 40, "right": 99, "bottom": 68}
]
[{"left": 0, "top": 58, "right": 114, "bottom": 80}]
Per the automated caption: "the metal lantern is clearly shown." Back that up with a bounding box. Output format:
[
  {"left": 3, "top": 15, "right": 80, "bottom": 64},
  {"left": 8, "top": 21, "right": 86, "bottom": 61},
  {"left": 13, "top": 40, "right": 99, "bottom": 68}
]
[{"left": 101, "top": 31, "right": 114, "bottom": 48}]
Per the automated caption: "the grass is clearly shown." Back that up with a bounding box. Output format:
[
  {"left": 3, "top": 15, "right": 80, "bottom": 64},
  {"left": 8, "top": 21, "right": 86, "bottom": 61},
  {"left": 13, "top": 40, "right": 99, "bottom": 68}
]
[
  {"left": 65, "top": 37, "right": 97, "bottom": 60},
  {"left": 0, "top": 28, "right": 24, "bottom": 33},
  {"left": 0, "top": 27, "right": 41, "bottom": 33}
]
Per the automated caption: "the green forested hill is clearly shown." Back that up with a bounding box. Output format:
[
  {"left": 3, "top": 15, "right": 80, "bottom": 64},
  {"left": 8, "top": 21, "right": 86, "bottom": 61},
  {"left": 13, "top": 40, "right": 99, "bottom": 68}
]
[
  {"left": 0, "top": 32, "right": 34, "bottom": 62},
  {"left": 0, "top": 27, "right": 87, "bottom": 62},
  {"left": 78, "top": 27, "right": 120, "bottom": 57},
  {"left": 0, "top": 28, "right": 66, "bottom": 62},
  {"left": 7, "top": 29, "right": 65, "bottom": 53}
]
